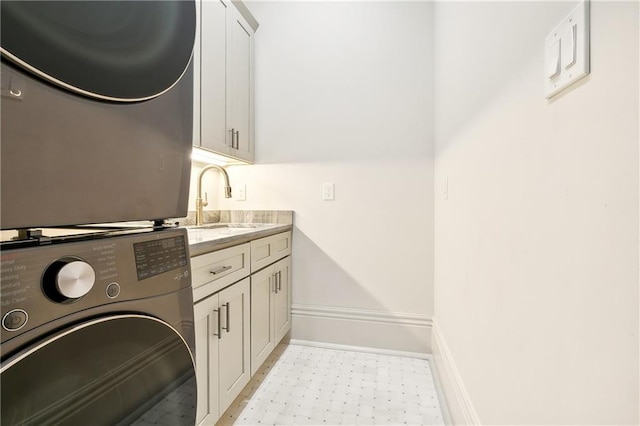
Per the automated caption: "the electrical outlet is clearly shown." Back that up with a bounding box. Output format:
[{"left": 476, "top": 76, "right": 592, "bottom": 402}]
[
  {"left": 236, "top": 184, "right": 246, "bottom": 201},
  {"left": 322, "top": 183, "right": 335, "bottom": 201},
  {"left": 444, "top": 176, "right": 448, "bottom": 200}
]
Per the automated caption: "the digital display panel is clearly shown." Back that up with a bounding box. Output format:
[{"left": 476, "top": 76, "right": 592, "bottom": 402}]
[{"left": 133, "top": 236, "right": 187, "bottom": 281}]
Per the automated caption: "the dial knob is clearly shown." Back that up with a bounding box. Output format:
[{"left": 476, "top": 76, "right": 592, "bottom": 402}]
[{"left": 44, "top": 259, "right": 95, "bottom": 302}]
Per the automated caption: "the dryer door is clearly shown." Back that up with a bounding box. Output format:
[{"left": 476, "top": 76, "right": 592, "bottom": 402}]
[
  {"left": 0, "top": 315, "right": 196, "bottom": 426},
  {"left": 0, "top": 1, "right": 196, "bottom": 101}
]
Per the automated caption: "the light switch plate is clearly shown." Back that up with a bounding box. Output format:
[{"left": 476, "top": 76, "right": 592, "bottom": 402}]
[{"left": 544, "top": 0, "right": 590, "bottom": 98}]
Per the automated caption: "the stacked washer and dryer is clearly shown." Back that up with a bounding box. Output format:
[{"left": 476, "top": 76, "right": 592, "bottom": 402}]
[{"left": 1, "top": 2, "right": 199, "bottom": 424}]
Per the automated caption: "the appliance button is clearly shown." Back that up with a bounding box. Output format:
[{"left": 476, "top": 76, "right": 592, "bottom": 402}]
[
  {"left": 2, "top": 309, "right": 28, "bottom": 332},
  {"left": 106, "top": 282, "right": 121, "bottom": 299}
]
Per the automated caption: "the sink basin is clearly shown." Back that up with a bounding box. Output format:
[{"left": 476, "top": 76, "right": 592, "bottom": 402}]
[
  {"left": 186, "top": 223, "right": 278, "bottom": 245},
  {"left": 185, "top": 223, "right": 282, "bottom": 250},
  {"left": 186, "top": 223, "right": 270, "bottom": 230}
]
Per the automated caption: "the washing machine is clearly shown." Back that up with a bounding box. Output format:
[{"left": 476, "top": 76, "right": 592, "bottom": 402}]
[{"left": 0, "top": 226, "right": 196, "bottom": 425}]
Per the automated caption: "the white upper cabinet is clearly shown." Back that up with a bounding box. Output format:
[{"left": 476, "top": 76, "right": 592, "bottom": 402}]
[
  {"left": 228, "top": 8, "right": 254, "bottom": 160},
  {"left": 198, "top": 0, "right": 228, "bottom": 156},
  {"left": 195, "top": 0, "right": 257, "bottom": 163}
]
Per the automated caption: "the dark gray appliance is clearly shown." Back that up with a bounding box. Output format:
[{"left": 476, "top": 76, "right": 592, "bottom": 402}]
[
  {"left": 1, "top": 2, "right": 199, "bottom": 424},
  {"left": 1, "top": 227, "right": 196, "bottom": 425},
  {"left": 0, "top": 1, "right": 197, "bottom": 230}
]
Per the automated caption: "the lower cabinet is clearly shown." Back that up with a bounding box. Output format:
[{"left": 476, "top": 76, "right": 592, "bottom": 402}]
[
  {"left": 194, "top": 277, "right": 251, "bottom": 426},
  {"left": 192, "top": 231, "right": 292, "bottom": 425},
  {"left": 250, "top": 256, "right": 291, "bottom": 375}
]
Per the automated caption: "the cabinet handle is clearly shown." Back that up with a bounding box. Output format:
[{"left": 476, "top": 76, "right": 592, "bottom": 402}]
[
  {"left": 271, "top": 275, "right": 276, "bottom": 294},
  {"left": 214, "top": 308, "right": 221, "bottom": 339},
  {"left": 210, "top": 265, "right": 232, "bottom": 275},
  {"left": 229, "top": 129, "right": 240, "bottom": 149},
  {"left": 221, "top": 302, "right": 230, "bottom": 333},
  {"left": 277, "top": 271, "right": 282, "bottom": 291}
]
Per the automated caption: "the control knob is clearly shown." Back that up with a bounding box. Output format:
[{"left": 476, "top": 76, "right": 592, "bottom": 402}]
[{"left": 43, "top": 258, "right": 95, "bottom": 302}]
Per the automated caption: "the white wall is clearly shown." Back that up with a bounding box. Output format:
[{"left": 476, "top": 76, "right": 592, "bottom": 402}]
[
  {"left": 212, "top": 1, "right": 436, "bottom": 352},
  {"left": 433, "top": 1, "right": 639, "bottom": 424}
]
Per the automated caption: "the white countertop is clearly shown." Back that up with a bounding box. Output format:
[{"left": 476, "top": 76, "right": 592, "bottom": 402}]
[{"left": 186, "top": 223, "right": 292, "bottom": 257}]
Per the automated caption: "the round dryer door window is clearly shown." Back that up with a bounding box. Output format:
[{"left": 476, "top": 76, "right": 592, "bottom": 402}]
[
  {"left": 0, "top": 1, "right": 196, "bottom": 101},
  {"left": 1, "top": 315, "right": 196, "bottom": 425}
]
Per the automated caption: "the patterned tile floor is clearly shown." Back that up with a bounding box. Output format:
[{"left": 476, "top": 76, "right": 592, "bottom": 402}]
[{"left": 219, "top": 344, "right": 445, "bottom": 426}]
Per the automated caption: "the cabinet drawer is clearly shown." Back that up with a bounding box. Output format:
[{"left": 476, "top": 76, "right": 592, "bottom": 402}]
[
  {"left": 192, "top": 243, "right": 251, "bottom": 302},
  {"left": 250, "top": 231, "right": 292, "bottom": 272}
]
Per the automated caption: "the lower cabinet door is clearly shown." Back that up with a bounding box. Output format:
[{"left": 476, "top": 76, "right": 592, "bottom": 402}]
[
  {"left": 250, "top": 266, "right": 275, "bottom": 376},
  {"left": 273, "top": 256, "right": 292, "bottom": 343},
  {"left": 218, "top": 277, "right": 251, "bottom": 414},
  {"left": 249, "top": 256, "right": 292, "bottom": 376},
  {"left": 194, "top": 293, "right": 220, "bottom": 426}
]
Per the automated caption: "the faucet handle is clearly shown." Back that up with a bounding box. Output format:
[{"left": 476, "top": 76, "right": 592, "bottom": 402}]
[{"left": 203, "top": 192, "right": 209, "bottom": 207}]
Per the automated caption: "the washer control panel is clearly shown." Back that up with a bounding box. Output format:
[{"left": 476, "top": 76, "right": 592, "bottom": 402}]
[
  {"left": 0, "top": 228, "right": 191, "bottom": 343},
  {"left": 134, "top": 235, "right": 188, "bottom": 281}
]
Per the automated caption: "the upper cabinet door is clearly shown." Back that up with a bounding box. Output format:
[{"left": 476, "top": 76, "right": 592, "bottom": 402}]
[
  {"left": 196, "top": 0, "right": 256, "bottom": 163},
  {"left": 199, "top": 0, "right": 230, "bottom": 155},
  {"left": 228, "top": 7, "right": 254, "bottom": 161}
]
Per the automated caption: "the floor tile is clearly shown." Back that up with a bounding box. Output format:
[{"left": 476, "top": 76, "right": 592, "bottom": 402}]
[{"left": 221, "top": 344, "right": 445, "bottom": 425}]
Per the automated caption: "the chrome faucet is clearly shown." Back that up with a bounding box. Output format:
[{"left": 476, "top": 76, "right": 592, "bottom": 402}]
[{"left": 196, "top": 165, "right": 232, "bottom": 226}]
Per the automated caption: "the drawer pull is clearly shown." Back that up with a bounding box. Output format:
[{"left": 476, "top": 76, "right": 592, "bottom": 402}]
[
  {"left": 210, "top": 265, "right": 232, "bottom": 275},
  {"left": 214, "top": 308, "right": 221, "bottom": 340},
  {"left": 222, "top": 302, "right": 230, "bottom": 333}
]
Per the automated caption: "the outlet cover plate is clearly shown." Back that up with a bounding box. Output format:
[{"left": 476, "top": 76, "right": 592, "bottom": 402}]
[
  {"left": 322, "top": 183, "right": 335, "bottom": 201},
  {"left": 236, "top": 184, "right": 246, "bottom": 201}
]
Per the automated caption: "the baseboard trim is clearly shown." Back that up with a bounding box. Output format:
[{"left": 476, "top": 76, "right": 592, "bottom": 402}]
[
  {"left": 432, "top": 320, "right": 481, "bottom": 425},
  {"left": 289, "top": 338, "right": 430, "bottom": 360},
  {"left": 291, "top": 304, "right": 432, "bottom": 354},
  {"left": 292, "top": 303, "right": 433, "bottom": 327}
]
